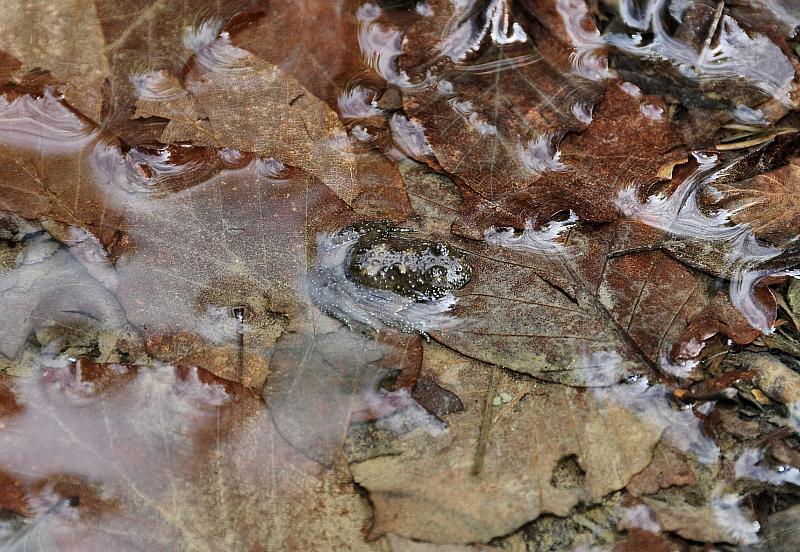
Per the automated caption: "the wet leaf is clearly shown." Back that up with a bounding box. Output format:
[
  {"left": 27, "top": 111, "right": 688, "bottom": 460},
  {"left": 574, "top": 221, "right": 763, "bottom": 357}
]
[
  {"left": 0, "top": 88, "right": 128, "bottom": 249},
  {"left": 229, "top": 2, "right": 365, "bottom": 109},
  {"left": 389, "top": 0, "right": 604, "bottom": 193},
  {"left": 262, "top": 312, "right": 426, "bottom": 466},
  {"left": 402, "top": 163, "right": 735, "bottom": 385},
  {"left": 0, "top": 234, "right": 134, "bottom": 366},
  {"left": 640, "top": 492, "right": 759, "bottom": 545},
  {"left": 0, "top": 1, "right": 110, "bottom": 122},
  {"left": 0, "top": 0, "right": 261, "bottom": 138},
  {"left": 703, "top": 157, "right": 800, "bottom": 248},
  {"left": 450, "top": 82, "right": 686, "bottom": 238},
  {"left": 147, "top": 33, "right": 411, "bottom": 220},
  {"left": 612, "top": 530, "right": 683, "bottom": 552},
  {"left": 107, "top": 157, "right": 354, "bottom": 387},
  {"left": 0, "top": 362, "right": 376, "bottom": 550},
  {"left": 347, "top": 343, "right": 678, "bottom": 543},
  {"left": 626, "top": 443, "right": 697, "bottom": 498}
]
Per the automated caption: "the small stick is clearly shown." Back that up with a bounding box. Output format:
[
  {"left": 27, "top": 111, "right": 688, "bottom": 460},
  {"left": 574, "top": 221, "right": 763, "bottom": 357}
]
[
  {"left": 696, "top": 1, "right": 725, "bottom": 70},
  {"left": 472, "top": 366, "right": 499, "bottom": 476},
  {"left": 606, "top": 244, "right": 662, "bottom": 259}
]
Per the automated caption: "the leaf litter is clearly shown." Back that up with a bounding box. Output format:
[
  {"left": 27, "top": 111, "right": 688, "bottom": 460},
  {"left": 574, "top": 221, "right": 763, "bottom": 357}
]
[{"left": 1, "top": 0, "right": 800, "bottom": 550}]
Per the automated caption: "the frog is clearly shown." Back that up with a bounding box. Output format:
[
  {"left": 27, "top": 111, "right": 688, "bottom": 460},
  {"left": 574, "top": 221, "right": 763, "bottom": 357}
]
[{"left": 343, "top": 221, "right": 472, "bottom": 301}]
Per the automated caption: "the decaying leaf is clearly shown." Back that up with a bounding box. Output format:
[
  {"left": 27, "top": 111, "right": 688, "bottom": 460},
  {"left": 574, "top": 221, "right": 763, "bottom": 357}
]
[
  {"left": 401, "top": 163, "right": 748, "bottom": 384},
  {"left": 107, "top": 157, "right": 354, "bottom": 387},
  {"left": 0, "top": 0, "right": 261, "bottom": 136},
  {"left": 145, "top": 29, "right": 411, "bottom": 220},
  {"left": 627, "top": 443, "right": 697, "bottom": 498},
  {"left": 640, "top": 491, "right": 760, "bottom": 545},
  {"left": 450, "top": 82, "right": 686, "bottom": 238},
  {"left": 263, "top": 312, "right": 426, "bottom": 466},
  {"left": 0, "top": 362, "right": 377, "bottom": 551},
  {"left": 347, "top": 342, "right": 696, "bottom": 543},
  {"left": 0, "top": 233, "right": 134, "bottom": 366},
  {"left": 703, "top": 157, "right": 800, "bottom": 248}
]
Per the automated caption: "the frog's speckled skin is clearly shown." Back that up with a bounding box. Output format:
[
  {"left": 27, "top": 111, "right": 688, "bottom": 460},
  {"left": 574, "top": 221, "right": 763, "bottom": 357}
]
[{"left": 344, "top": 221, "right": 472, "bottom": 301}]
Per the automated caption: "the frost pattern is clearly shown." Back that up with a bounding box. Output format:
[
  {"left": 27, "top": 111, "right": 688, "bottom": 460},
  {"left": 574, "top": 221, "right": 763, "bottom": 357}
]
[
  {"left": 485, "top": 212, "right": 578, "bottom": 256},
  {"left": 357, "top": 3, "right": 428, "bottom": 89},
  {"left": 711, "top": 487, "right": 761, "bottom": 545},
  {"left": 437, "top": 0, "right": 527, "bottom": 63},
  {"left": 129, "top": 70, "right": 188, "bottom": 101},
  {"left": 338, "top": 85, "right": 384, "bottom": 120},
  {"left": 184, "top": 21, "right": 249, "bottom": 72},
  {"left": 608, "top": 0, "right": 795, "bottom": 103},
  {"left": 556, "top": 0, "right": 611, "bottom": 81},
  {"left": 390, "top": 114, "right": 434, "bottom": 159},
  {"left": 516, "top": 134, "right": 568, "bottom": 177},
  {"left": 0, "top": 89, "right": 98, "bottom": 152},
  {"left": 734, "top": 448, "right": 800, "bottom": 486},
  {"left": 593, "top": 378, "right": 720, "bottom": 464}
]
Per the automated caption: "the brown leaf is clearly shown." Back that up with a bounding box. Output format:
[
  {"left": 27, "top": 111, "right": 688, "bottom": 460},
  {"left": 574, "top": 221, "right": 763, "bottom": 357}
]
[
  {"left": 0, "top": 0, "right": 260, "bottom": 134},
  {"left": 0, "top": 362, "right": 376, "bottom": 550},
  {"left": 703, "top": 157, "right": 800, "bottom": 248},
  {"left": 612, "top": 530, "right": 685, "bottom": 552},
  {"left": 347, "top": 343, "right": 669, "bottom": 543},
  {"left": 451, "top": 82, "right": 686, "bottom": 238},
  {"left": 229, "top": 3, "right": 365, "bottom": 109},
  {"left": 402, "top": 164, "right": 719, "bottom": 385},
  {"left": 150, "top": 38, "right": 411, "bottom": 220},
  {"left": 390, "top": 1, "right": 601, "bottom": 214},
  {"left": 0, "top": 1, "right": 110, "bottom": 121},
  {"left": 627, "top": 443, "right": 697, "bottom": 497},
  {"left": 0, "top": 89, "right": 126, "bottom": 248},
  {"left": 641, "top": 492, "right": 759, "bottom": 545}
]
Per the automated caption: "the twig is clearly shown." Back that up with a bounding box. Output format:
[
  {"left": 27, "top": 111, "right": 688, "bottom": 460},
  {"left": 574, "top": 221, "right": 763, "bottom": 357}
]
[
  {"left": 606, "top": 244, "right": 661, "bottom": 259},
  {"left": 233, "top": 307, "right": 246, "bottom": 384},
  {"left": 472, "top": 366, "right": 499, "bottom": 476}
]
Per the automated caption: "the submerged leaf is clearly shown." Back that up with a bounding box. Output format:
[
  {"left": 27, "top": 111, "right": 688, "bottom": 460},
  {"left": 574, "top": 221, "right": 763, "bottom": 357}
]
[
  {"left": 148, "top": 32, "right": 411, "bottom": 220},
  {"left": 703, "top": 157, "right": 800, "bottom": 248},
  {"left": 0, "top": 362, "right": 376, "bottom": 550},
  {"left": 348, "top": 343, "right": 679, "bottom": 543}
]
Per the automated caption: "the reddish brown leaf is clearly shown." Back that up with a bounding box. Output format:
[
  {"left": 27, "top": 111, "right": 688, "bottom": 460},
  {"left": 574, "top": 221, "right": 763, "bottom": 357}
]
[{"left": 451, "top": 82, "right": 686, "bottom": 238}]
